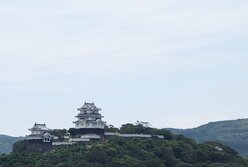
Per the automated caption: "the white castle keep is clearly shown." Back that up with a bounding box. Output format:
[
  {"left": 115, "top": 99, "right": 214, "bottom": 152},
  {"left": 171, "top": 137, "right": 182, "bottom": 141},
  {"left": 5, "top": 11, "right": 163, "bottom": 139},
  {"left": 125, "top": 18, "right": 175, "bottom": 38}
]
[{"left": 73, "top": 102, "right": 105, "bottom": 129}]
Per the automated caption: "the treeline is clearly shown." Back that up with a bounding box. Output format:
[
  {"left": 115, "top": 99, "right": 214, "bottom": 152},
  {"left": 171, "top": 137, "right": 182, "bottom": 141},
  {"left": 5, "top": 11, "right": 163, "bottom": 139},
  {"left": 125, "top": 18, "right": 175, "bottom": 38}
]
[
  {"left": 0, "top": 123, "right": 248, "bottom": 167},
  {"left": 167, "top": 118, "right": 248, "bottom": 157}
]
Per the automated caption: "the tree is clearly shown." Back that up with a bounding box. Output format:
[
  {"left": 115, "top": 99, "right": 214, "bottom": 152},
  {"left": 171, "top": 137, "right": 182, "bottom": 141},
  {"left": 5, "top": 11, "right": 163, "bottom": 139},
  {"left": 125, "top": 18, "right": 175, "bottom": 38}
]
[{"left": 86, "top": 147, "right": 107, "bottom": 164}]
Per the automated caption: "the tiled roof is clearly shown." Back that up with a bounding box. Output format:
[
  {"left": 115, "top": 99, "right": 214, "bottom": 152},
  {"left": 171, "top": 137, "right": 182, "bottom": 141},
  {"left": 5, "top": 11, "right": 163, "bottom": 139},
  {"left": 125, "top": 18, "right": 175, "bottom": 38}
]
[
  {"left": 78, "top": 102, "right": 101, "bottom": 111},
  {"left": 30, "top": 123, "right": 49, "bottom": 131}
]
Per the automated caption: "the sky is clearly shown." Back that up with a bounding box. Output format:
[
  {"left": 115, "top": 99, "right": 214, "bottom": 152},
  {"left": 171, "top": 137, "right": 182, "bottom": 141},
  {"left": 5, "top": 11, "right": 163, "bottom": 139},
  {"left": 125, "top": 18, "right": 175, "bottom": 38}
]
[{"left": 0, "top": 0, "right": 248, "bottom": 136}]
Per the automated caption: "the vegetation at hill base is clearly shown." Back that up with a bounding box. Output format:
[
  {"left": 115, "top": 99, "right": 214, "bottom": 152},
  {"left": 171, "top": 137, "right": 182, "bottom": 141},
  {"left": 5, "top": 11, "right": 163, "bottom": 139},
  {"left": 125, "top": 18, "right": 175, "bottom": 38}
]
[
  {"left": 167, "top": 118, "right": 248, "bottom": 157},
  {"left": 0, "top": 122, "right": 248, "bottom": 167}
]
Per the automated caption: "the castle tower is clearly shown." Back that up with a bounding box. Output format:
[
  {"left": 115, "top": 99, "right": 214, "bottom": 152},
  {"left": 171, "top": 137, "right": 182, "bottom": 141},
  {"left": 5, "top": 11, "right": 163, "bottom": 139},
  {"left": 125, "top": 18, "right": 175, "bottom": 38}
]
[
  {"left": 28, "top": 123, "right": 52, "bottom": 142},
  {"left": 71, "top": 102, "right": 105, "bottom": 137},
  {"left": 27, "top": 123, "right": 52, "bottom": 152}
]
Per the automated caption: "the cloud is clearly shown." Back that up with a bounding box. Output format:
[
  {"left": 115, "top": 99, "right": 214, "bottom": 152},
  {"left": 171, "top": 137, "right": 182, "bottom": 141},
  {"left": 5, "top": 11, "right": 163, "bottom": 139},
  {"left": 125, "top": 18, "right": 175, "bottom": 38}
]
[{"left": 0, "top": 3, "right": 247, "bottom": 137}]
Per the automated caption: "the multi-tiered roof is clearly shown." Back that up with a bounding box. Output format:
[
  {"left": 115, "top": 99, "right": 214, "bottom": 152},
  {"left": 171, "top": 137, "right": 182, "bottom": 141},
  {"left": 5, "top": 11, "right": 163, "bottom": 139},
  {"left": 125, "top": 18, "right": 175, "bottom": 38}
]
[{"left": 73, "top": 102, "right": 105, "bottom": 129}]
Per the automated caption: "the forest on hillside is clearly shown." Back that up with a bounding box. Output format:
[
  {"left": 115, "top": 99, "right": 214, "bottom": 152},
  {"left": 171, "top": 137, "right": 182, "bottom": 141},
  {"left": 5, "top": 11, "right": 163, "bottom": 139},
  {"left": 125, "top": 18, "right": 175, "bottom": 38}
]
[{"left": 0, "top": 123, "right": 248, "bottom": 167}]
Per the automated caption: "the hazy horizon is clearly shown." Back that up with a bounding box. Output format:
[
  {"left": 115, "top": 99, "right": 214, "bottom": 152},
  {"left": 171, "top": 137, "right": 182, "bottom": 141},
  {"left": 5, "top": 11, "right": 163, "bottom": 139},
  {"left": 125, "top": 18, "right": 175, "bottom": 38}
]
[{"left": 0, "top": 0, "right": 248, "bottom": 136}]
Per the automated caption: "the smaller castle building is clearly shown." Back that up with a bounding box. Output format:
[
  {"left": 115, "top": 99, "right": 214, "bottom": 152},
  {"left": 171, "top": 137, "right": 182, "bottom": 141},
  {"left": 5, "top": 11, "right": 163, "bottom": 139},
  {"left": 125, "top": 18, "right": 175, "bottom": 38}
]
[
  {"left": 28, "top": 123, "right": 52, "bottom": 142},
  {"left": 27, "top": 123, "right": 52, "bottom": 152}
]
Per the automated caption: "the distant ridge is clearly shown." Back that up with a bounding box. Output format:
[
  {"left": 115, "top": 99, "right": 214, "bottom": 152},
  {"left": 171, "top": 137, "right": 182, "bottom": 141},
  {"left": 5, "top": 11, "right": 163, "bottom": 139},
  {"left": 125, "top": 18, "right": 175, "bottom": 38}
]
[
  {"left": 166, "top": 118, "right": 248, "bottom": 157},
  {"left": 0, "top": 134, "right": 23, "bottom": 154}
]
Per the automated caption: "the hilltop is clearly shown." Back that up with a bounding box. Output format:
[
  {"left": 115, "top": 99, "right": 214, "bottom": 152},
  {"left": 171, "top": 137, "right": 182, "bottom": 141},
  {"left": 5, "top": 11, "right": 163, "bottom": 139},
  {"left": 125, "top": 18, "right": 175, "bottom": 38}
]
[
  {"left": 0, "top": 123, "right": 247, "bottom": 167},
  {"left": 167, "top": 118, "right": 248, "bottom": 157}
]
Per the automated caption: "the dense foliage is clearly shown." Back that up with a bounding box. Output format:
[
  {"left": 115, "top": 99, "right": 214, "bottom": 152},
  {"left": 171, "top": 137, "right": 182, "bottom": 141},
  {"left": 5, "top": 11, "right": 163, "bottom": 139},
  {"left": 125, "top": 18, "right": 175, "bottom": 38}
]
[
  {"left": 0, "top": 123, "right": 248, "bottom": 167},
  {"left": 50, "top": 129, "right": 68, "bottom": 141},
  {"left": 167, "top": 118, "right": 248, "bottom": 157}
]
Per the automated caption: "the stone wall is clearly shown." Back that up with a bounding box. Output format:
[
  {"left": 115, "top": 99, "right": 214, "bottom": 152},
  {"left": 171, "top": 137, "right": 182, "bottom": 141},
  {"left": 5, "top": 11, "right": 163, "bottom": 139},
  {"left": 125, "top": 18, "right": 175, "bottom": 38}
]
[{"left": 27, "top": 139, "right": 52, "bottom": 152}]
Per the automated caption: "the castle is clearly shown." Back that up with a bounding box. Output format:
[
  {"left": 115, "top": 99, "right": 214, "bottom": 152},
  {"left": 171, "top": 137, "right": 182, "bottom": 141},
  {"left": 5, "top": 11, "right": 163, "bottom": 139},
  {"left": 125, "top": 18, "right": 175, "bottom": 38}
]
[
  {"left": 26, "top": 101, "right": 164, "bottom": 151},
  {"left": 27, "top": 102, "right": 105, "bottom": 146}
]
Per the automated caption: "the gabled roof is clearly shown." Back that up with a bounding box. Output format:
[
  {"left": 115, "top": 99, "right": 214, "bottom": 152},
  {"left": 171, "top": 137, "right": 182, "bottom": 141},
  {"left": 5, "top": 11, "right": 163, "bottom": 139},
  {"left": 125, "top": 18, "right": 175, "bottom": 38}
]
[
  {"left": 43, "top": 132, "right": 52, "bottom": 138},
  {"left": 77, "top": 102, "right": 101, "bottom": 112},
  {"left": 29, "top": 123, "right": 49, "bottom": 131}
]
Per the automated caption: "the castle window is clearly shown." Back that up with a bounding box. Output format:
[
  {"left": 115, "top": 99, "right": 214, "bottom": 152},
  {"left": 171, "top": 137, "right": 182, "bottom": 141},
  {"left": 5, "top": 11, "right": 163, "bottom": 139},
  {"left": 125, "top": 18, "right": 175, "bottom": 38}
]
[{"left": 43, "top": 137, "right": 51, "bottom": 142}]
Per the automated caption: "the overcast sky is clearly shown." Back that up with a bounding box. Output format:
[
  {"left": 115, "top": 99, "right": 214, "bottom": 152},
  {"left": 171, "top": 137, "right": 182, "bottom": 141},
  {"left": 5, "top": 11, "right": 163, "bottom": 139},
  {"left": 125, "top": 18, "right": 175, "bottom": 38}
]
[{"left": 0, "top": 0, "right": 248, "bottom": 136}]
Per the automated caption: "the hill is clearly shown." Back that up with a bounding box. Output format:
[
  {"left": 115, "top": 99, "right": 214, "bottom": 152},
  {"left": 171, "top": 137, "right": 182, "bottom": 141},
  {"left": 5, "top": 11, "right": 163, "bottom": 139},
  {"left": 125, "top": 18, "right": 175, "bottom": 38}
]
[
  {"left": 0, "top": 135, "right": 23, "bottom": 154},
  {"left": 167, "top": 118, "right": 248, "bottom": 157},
  {"left": 0, "top": 123, "right": 247, "bottom": 167}
]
